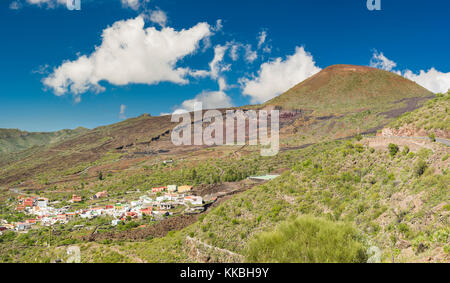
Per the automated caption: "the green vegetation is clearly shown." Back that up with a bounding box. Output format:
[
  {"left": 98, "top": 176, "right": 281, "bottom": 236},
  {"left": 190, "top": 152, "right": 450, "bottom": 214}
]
[
  {"left": 0, "top": 127, "right": 88, "bottom": 156},
  {"left": 246, "top": 215, "right": 367, "bottom": 263},
  {"left": 389, "top": 143, "right": 400, "bottom": 157},
  {"left": 0, "top": 68, "right": 447, "bottom": 263},
  {"left": 390, "top": 91, "right": 449, "bottom": 133},
  {"left": 264, "top": 65, "right": 432, "bottom": 114}
]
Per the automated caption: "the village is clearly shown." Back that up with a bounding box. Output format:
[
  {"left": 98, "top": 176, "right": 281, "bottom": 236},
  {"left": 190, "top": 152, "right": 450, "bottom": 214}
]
[{"left": 0, "top": 184, "right": 213, "bottom": 234}]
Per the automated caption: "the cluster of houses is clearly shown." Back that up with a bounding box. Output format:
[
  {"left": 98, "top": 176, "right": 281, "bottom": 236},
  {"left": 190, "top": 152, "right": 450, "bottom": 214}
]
[{"left": 4, "top": 185, "right": 207, "bottom": 232}]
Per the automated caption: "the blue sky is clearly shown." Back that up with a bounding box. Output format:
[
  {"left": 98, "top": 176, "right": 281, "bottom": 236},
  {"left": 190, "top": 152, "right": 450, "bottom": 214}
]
[{"left": 1, "top": 0, "right": 449, "bottom": 132}]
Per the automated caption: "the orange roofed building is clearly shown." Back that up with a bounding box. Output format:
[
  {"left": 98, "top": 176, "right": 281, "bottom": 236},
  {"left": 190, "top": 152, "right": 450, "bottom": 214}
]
[
  {"left": 72, "top": 195, "right": 82, "bottom": 203},
  {"left": 152, "top": 187, "right": 167, "bottom": 193}
]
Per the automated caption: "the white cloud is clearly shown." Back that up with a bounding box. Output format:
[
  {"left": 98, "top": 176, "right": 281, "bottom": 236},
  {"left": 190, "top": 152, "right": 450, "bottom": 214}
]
[
  {"left": 18, "top": 0, "right": 147, "bottom": 10},
  {"left": 209, "top": 45, "right": 228, "bottom": 79},
  {"left": 174, "top": 46, "right": 233, "bottom": 113},
  {"left": 9, "top": 1, "right": 22, "bottom": 9},
  {"left": 119, "top": 104, "right": 127, "bottom": 119},
  {"left": 179, "top": 90, "right": 232, "bottom": 112},
  {"left": 241, "top": 46, "right": 321, "bottom": 103},
  {"left": 257, "top": 30, "right": 267, "bottom": 49},
  {"left": 262, "top": 45, "right": 272, "bottom": 54},
  {"left": 402, "top": 68, "right": 450, "bottom": 94},
  {"left": 121, "top": 0, "right": 141, "bottom": 10},
  {"left": 43, "top": 16, "right": 212, "bottom": 101},
  {"left": 32, "top": 64, "right": 50, "bottom": 75},
  {"left": 370, "top": 50, "right": 397, "bottom": 71},
  {"left": 24, "top": 0, "right": 66, "bottom": 8},
  {"left": 230, "top": 44, "right": 239, "bottom": 61},
  {"left": 370, "top": 50, "right": 450, "bottom": 93},
  {"left": 148, "top": 9, "right": 167, "bottom": 27},
  {"left": 244, "top": 44, "right": 257, "bottom": 63},
  {"left": 212, "top": 19, "right": 223, "bottom": 32}
]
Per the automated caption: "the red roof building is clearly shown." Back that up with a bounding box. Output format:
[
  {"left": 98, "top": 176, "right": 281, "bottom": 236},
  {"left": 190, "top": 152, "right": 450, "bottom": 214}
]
[
  {"left": 140, "top": 208, "right": 153, "bottom": 216},
  {"left": 152, "top": 187, "right": 167, "bottom": 193},
  {"left": 24, "top": 198, "right": 34, "bottom": 207}
]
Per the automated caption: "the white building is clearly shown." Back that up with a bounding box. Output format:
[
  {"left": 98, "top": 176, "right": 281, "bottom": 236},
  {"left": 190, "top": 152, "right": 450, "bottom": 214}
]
[
  {"left": 184, "top": 196, "right": 203, "bottom": 206},
  {"left": 36, "top": 198, "right": 48, "bottom": 209}
]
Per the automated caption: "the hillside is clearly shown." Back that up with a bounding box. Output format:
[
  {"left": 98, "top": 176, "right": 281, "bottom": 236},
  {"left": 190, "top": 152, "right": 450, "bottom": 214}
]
[
  {"left": 264, "top": 65, "right": 433, "bottom": 114},
  {"left": 0, "top": 65, "right": 436, "bottom": 188},
  {"left": 384, "top": 91, "right": 450, "bottom": 138},
  {"left": 1, "top": 136, "right": 447, "bottom": 263},
  {"left": 0, "top": 127, "right": 89, "bottom": 156},
  {"left": 0, "top": 65, "right": 447, "bottom": 263},
  {"left": 262, "top": 65, "right": 435, "bottom": 147},
  {"left": 0, "top": 114, "right": 179, "bottom": 186}
]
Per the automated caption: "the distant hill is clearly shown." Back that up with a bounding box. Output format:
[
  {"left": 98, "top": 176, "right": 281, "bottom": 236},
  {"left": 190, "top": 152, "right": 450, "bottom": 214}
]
[
  {"left": 264, "top": 64, "right": 433, "bottom": 114},
  {"left": 0, "top": 127, "right": 89, "bottom": 156}
]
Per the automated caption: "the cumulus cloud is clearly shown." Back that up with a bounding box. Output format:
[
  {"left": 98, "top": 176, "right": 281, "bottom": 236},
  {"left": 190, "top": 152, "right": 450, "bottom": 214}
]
[
  {"left": 148, "top": 9, "right": 167, "bottom": 27},
  {"left": 209, "top": 45, "right": 229, "bottom": 79},
  {"left": 402, "top": 68, "right": 450, "bottom": 94},
  {"left": 370, "top": 50, "right": 397, "bottom": 71},
  {"left": 179, "top": 90, "right": 232, "bottom": 112},
  {"left": 43, "top": 16, "right": 212, "bottom": 101},
  {"left": 175, "top": 48, "right": 233, "bottom": 112},
  {"left": 241, "top": 46, "right": 321, "bottom": 103},
  {"left": 370, "top": 50, "right": 450, "bottom": 93},
  {"left": 178, "top": 77, "right": 232, "bottom": 112},
  {"left": 121, "top": 0, "right": 141, "bottom": 10},
  {"left": 119, "top": 104, "right": 127, "bottom": 119}
]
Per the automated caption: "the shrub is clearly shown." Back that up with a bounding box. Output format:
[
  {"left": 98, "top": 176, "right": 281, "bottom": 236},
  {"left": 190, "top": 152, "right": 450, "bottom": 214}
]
[
  {"left": 428, "top": 133, "right": 436, "bottom": 142},
  {"left": 414, "top": 160, "right": 428, "bottom": 177},
  {"left": 245, "top": 216, "right": 367, "bottom": 263},
  {"left": 402, "top": 146, "right": 410, "bottom": 156},
  {"left": 388, "top": 144, "right": 399, "bottom": 157}
]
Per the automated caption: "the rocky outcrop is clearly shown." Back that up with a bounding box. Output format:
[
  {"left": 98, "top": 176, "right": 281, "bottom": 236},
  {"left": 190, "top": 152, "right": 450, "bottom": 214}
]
[{"left": 379, "top": 126, "right": 449, "bottom": 139}]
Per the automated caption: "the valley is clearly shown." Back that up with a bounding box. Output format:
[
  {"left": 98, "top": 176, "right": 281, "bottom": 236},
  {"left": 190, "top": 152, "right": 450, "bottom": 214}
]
[{"left": 0, "top": 65, "right": 448, "bottom": 263}]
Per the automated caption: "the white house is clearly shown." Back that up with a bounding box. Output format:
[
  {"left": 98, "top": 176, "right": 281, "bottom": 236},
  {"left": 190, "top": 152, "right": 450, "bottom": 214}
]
[
  {"left": 36, "top": 198, "right": 48, "bottom": 209},
  {"left": 184, "top": 196, "right": 203, "bottom": 206}
]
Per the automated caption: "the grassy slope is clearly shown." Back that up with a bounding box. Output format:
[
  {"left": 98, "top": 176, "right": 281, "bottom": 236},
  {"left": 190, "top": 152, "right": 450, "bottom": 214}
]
[
  {"left": 0, "top": 114, "right": 173, "bottom": 186},
  {"left": 181, "top": 141, "right": 448, "bottom": 262},
  {"left": 56, "top": 136, "right": 447, "bottom": 263},
  {"left": 267, "top": 65, "right": 435, "bottom": 148},
  {"left": 0, "top": 127, "right": 88, "bottom": 156},
  {"left": 389, "top": 91, "right": 449, "bottom": 133},
  {"left": 264, "top": 65, "right": 433, "bottom": 114},
  {"left": 0, "top": 66, "right": 434, "bottom": 187},
  {"left": 1, "top": 138, "right": 448, "bottom": 262},
  {"left": 0, "top": 66, "right": 447, "bottom": 263}
]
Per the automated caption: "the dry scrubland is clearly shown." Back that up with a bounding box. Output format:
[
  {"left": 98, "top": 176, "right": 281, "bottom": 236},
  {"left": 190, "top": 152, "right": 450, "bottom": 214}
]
[{"left": 0, "top": 66, "right": 448, "bottom": 263}]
